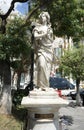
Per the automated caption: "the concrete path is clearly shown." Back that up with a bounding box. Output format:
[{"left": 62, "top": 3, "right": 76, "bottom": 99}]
[{"left": 59, "top": 106, "right": 84, "bottom": 130}]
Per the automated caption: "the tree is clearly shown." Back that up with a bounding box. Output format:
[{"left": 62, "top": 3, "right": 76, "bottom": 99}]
[
  {"left": 60, "top": 45, "right": 84, "bottom": 105},
  {"left": 0, "top": 16, "right": 31, "bottom": 114}
]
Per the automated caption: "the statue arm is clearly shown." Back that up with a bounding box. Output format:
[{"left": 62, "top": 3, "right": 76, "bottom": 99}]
[{"left": 33, "top": 28, "right": 47, "bottom": 40}]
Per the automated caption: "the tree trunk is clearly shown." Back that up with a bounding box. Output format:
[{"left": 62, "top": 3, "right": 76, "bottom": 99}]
[
  {"left": 76, "top": 78, "right": 81, "bottom": 106},
  {"left": 0, "top": 61, "right": 12, "bottom": 115}
]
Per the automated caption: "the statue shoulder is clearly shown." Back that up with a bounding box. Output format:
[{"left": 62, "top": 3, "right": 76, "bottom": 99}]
[{"left": 33, "top": 25, "right": 48, "bottom": 33}]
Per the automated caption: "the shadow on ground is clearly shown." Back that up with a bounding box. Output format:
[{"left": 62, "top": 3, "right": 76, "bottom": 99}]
[{"left": 12, "top": 106, "right": 27, "bottom": 121}]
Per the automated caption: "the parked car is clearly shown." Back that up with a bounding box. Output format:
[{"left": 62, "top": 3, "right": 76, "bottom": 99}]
[
  {"left": 49, "top": 77, "right": 75, "bottom": 96},
  {"left": 70, "top": 88, "right": 84, "bottom": 100},
  {"left": 49, "top": 77, "right": 75, "bottom": 90}
]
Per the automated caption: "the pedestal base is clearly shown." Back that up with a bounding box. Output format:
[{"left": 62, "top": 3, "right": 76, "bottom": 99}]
[
  {"left": 32, "top": 120, "right": 57, "bottom": 130},
  {"left": 21, "top": 88, "right": 68, "bottom": 130}
]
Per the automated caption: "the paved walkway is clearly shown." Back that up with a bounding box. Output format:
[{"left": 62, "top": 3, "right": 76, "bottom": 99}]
[{"left": 59, "top": 106, "right": 84, "bottom": 130}]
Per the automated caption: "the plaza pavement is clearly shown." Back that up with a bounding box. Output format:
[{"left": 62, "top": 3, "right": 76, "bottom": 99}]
[{"left": 59, "top": 104, "right": 84, "bottom": 130}]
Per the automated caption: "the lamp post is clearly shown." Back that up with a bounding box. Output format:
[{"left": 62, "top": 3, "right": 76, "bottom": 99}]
[
  {"left": 27, "top": 0, "right": 35, "bottom": 91},
  {"left": 29, "top": 26, "right": 35, "bottom": 90}
]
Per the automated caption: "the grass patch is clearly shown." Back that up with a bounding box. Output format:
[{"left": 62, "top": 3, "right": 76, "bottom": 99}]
[{"left": 0, "top": 106, "right": 27, "bottom": 130}]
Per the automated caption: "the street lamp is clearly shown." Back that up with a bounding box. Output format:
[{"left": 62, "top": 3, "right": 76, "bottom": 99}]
[
  {"left": 26, "top": 24, "right": 36, "bottom": 91},
  {"left": 29, "top": 25, "right": 35, "bottom": 90}
]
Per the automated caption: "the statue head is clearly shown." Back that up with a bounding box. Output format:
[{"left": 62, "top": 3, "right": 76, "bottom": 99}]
[{"left": 39, "top": 11, "right": 50, "bottom": 25}]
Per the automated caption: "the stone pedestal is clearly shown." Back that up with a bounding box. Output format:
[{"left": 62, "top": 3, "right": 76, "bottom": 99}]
[{"left": 21, "top": 88, "right": 68, "bottom": 130}]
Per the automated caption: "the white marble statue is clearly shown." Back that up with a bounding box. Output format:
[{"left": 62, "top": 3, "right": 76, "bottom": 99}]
[{"left": 33, "top": 11, "right": 54, "bottom": 89}]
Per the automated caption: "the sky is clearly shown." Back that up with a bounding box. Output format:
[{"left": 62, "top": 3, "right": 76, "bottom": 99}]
[{"left": 0, "top": 0, "right": 28, "bottom": 15}]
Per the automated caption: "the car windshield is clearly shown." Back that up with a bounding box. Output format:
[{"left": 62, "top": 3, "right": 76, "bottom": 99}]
[{"left": 49, "top": 77, "right": 75, "bottom": 90}]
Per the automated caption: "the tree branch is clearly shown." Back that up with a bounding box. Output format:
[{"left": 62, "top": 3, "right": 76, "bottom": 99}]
[
  {"left": 0, "top": 0, "right": 51, "bottom": 34},
  {"left": 0, "top": 0, "right": 29, "bottom": 34}
]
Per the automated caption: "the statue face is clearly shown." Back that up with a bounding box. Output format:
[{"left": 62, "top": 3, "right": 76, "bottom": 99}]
[{"left": 40, "top": 13, "right": 47, "bottom": 24}]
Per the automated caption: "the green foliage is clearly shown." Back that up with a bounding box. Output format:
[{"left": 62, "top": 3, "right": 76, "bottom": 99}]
[
  {"left": 7, "top": 17, "right": 31, "bottom": 58},
  {"left": 73, "top": 0, "right": 84, "bottom": 43},
  {"left": 46, "top": 0, "right": 84, "bottom": 42},
  {"left": 0, "top": 16, "right": 31, "bottom": 71},
  {"left": 12, "top": 88, "right": 29, "bottom": 106},
  {"left": 47, "top": 0, "right": 76, "bottom": 36},
  {"left": 60, "top": 45, "right": 84, "bottom": 80}
]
